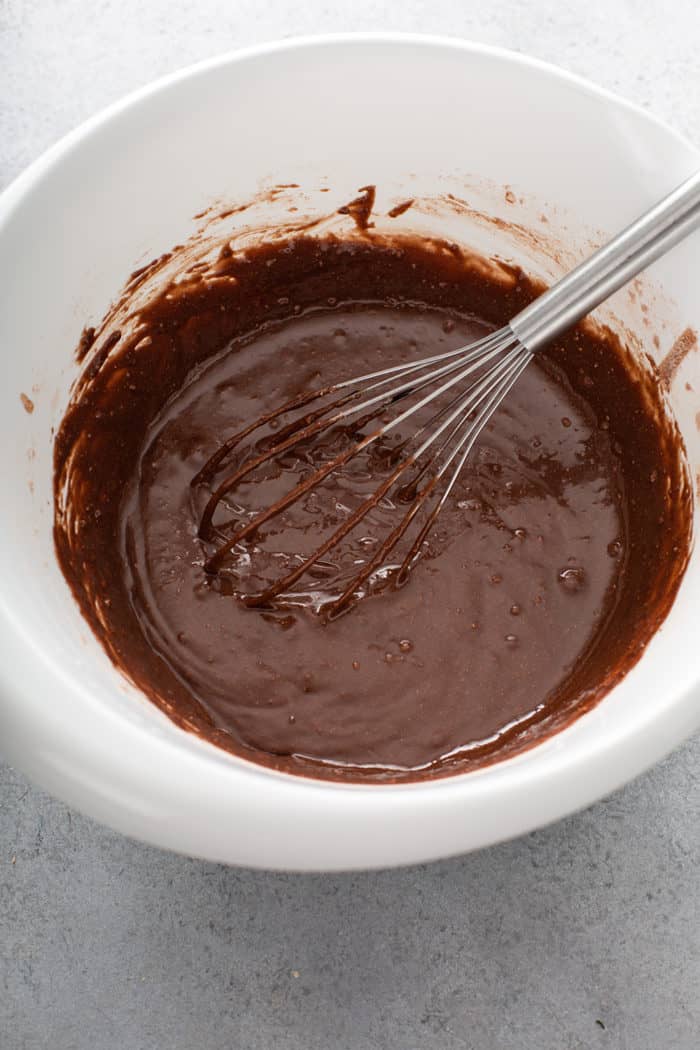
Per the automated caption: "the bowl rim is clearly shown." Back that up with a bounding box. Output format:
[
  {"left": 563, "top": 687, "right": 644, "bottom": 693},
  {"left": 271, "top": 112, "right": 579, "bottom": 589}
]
[{"left": 1, "top": 32, "right": 698, "bottom": 868}]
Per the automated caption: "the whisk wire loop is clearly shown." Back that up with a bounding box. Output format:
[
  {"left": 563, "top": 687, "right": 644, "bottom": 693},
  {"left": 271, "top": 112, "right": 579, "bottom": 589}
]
[{"left": 193, "top": 324, "right": 531, "bottom": 613}]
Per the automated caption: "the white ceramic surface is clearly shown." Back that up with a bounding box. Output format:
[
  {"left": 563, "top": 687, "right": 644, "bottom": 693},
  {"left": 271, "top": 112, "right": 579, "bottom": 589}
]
[{"left": 0, "top": 35, "right": 698, "bottom": 871}]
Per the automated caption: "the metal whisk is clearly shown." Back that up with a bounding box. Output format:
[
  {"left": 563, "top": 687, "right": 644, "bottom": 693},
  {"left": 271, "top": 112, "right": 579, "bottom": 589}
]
[{"left": 193, "top": 171, "right": 700, "bottom": 618}]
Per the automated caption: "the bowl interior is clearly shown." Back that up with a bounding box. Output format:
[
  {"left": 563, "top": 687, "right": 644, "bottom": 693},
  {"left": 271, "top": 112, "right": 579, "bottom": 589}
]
[{"left": 0, "top": 37, "right": 698, "bottom": 869}]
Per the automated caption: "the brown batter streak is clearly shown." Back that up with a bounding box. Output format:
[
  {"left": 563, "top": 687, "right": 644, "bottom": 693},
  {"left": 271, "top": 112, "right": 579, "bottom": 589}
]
[
  {"left": 53, "top": 228, "right": 692, "bottom": 783},
  {"left": 659, "top": 327, "right": 698, "bottom": 388},
  {"left": 388, "top": 199, "right": 414, "bottom": 219},
  {"left": 337, "top": 185, "right": 376, "bottom": 230}
]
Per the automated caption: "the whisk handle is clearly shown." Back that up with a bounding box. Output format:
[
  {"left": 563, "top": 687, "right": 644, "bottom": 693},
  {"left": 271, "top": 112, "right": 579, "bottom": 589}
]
[{"left": 510, "top": 169, "right": 700, "bottom": 353}]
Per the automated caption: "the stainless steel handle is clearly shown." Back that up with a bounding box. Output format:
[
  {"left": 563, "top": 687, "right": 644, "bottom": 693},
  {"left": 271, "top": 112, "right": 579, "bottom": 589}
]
[{"left": 510, "top": 170, "right": 700, "bottom": 352}]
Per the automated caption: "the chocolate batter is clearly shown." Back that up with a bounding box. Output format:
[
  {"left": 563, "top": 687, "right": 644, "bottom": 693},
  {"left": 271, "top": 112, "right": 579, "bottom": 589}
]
[{"left": 54, "top": 232, "right": 692, "bottom": 781}]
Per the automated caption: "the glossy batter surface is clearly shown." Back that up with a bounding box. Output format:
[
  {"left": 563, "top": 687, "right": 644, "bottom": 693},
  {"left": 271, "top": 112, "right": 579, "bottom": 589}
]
[{"left": 54, "top": 235, "right": 691, "bottom": 781}]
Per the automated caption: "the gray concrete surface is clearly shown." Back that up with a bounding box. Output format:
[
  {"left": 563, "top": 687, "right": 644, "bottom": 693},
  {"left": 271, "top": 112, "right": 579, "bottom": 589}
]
[{"left": 1, "top": 2, "right": 699, "bottom": 1047}]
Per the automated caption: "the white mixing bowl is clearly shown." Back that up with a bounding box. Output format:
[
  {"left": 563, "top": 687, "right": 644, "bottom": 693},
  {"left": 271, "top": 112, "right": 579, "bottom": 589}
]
[{"left": 0, "top": 35, "right": 698, "bottom": 871}]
